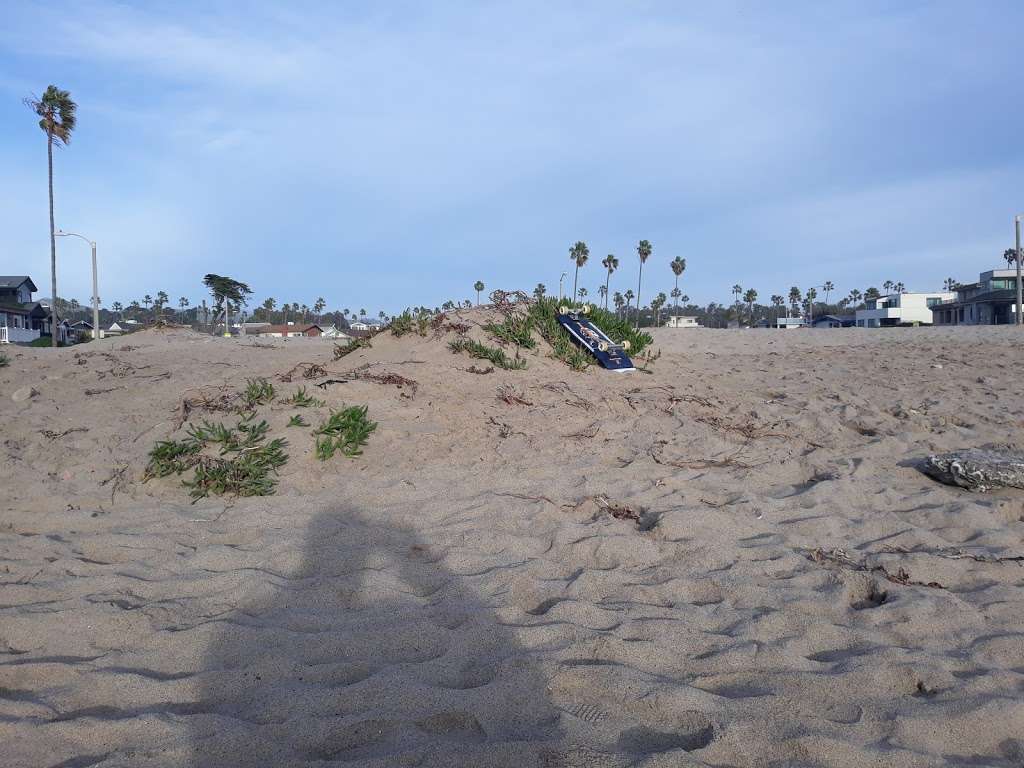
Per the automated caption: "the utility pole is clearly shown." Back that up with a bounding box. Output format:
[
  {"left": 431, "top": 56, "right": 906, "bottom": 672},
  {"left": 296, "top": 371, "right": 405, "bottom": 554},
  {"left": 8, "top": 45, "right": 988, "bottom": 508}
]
[
  {"left": 1016, "top": 214, "right": 1022, "bottom": 325},
  {"left": 56, "top": 230, "right": 100, "bottom": 339}
]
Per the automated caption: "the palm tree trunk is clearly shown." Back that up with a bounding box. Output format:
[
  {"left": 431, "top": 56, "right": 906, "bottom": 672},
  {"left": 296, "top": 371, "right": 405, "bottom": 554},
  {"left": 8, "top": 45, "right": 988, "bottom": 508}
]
[
  {"left": 604, "top": 272, "right": 611, "bottom": 309},
  {"left": 674, "top": 275, "right": 679, "bottom": 314},
  {"left": 635, "top": 264, "right": 643, "bottom": 330},
  {"left": 47, "top": 131, "right": 58, "bottom": 347},
  {"left": 573, "top": 266, "right": 579, "bottom": 305}
]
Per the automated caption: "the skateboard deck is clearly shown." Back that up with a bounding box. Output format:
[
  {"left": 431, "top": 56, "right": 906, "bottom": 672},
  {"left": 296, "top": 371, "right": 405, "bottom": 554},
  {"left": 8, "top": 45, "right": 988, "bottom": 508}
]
[{"left": 557, "top": 308, "right": 636, "bottom": 372}]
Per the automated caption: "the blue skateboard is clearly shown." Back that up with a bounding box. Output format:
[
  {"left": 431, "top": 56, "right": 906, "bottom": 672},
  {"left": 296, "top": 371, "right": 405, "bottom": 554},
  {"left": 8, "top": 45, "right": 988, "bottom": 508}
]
[{"left": 557, "top": 305, "right": 636, "bottom": 372}]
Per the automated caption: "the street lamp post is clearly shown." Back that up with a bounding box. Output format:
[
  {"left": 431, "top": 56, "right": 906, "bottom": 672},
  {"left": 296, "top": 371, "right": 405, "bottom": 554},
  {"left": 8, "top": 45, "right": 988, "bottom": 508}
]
[
  {"left": 55, "top": 230, "right": 99, "bottom": 340},
  {"left": 1016, "top": 214, "right": 1022, "bottom": 326},
  {"left": 558, "top": 272, "right": 567, "bottom": 302}
]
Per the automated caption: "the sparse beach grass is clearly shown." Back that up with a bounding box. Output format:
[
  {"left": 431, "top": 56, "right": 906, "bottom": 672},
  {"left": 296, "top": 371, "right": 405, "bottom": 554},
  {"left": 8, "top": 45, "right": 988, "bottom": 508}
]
[
  {"left": 314, "top": 405, "right": 377, "bottom": 459},
  {"left": 448, "top": 337, "right": 527, "bottom": 370}
]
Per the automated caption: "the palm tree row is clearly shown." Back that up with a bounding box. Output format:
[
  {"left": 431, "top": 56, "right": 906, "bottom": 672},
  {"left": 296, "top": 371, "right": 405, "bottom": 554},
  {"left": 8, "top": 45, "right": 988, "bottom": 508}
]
[{"left": 565, "top": 240, "right": 688, "bottom": 328}]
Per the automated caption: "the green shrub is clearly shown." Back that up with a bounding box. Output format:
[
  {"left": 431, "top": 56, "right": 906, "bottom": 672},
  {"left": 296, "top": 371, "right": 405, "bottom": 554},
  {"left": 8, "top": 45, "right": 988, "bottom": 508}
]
[
  {"left": 334, "top": 337, "right": 371, "bottom": 359},
  {"left": 146, "top": 414, "right": 288, "bottom": 499},
  {"left": 448, "top": 338, "right": 527, "bottom": 370},
  {"left": 314, "top": 405, "right": 377, "bottom": 460},
  {"left": 283, "top": 385, "right": 325, "bottom": 408},
  {"left": 241, "top": 378, "right": 275, "bottom": 408},
  {"left": 287, "top": 414, "right": 308, "bottom": 427},
  {"left": 483, "top": 315, "right": 536, "bottom": 349},
  {"left": 184, "top": 439, "right": 288, "bottom": 499}
]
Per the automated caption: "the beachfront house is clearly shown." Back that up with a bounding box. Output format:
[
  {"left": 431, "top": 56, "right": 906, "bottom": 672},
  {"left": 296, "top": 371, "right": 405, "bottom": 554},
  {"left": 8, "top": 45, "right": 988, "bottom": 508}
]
[
  {"left": 810, "top": 314, "right": 855, "bottom": 328},
  {"left": 930, "top": 269, "right": 1022, "bottom": 325},
  {"left": 855, "top": 291, "right": 953, "bottom": 328},
  {"left": 247, "top": 323, "right": 324, "bottom": 338},
  {"left": 664, "top": 315, "right": 700, "bottom": 328},
  {"left": 0, "top": 276, "right": 68, "bottom": 344},
  {"left": 767, "top": 316, "right": 807, "bottom": 330},
  {"left": 320, "top": 325, "right": 354, "bottom": 340}
]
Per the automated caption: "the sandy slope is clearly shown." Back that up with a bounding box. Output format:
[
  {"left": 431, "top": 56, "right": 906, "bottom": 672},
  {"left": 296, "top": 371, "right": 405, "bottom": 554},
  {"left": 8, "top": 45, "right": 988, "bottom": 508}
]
[{"left": 1, "top": 317, "right": 1023, "bottom": 767}]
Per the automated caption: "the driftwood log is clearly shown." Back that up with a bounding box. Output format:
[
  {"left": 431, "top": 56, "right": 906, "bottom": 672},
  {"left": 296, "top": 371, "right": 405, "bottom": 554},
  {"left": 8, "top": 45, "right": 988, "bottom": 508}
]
[{"left": 922, "top": 447, "right": 1024, "bottom": 492}]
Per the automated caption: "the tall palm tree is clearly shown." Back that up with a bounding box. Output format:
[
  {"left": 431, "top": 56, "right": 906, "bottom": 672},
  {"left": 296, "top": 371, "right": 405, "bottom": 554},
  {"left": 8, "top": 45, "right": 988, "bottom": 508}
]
[
  {"left": 848, "top": 289, "right": 862, "bottom": 309},
  {"left": 111, "top": 301, "right": 123, "bottom": 320},
  {"left": 314, "top": 297, "right": 326, "bottom": 322},
  {"left": 822, "top": 280, "right": 834, "bottom": 306},
  {"left": 635, "top": 240, "right": 652, "bottom": 329},
  {"left": 359, "top": 308, "right": 367, "bottom": 320},
  {"left": 570, "top": 242, "right": 589, "bottom": 304},
  {"left": 601, "top": 254, "right": 618, "bottom": 309},
  {"left": 533, "top": 283, "right": 546, "bottom": 299},
  {"left": 743, "top": 288, "right": 758, "bottom": 325},
  {"left": 179, "top": 296, "right": 189, "bottom": 312},
  {"left": 788, "top": 286, "right": 801, "bottom": 316},
  {"left": 652, "top": 292, "right": 667, "bottom": 326},
  {"left": 894, "top": 282, "right": 905, "bottom": 294},
  {"left": 613, "top": 291, "right": 624, "bottom": 317},
  {"left": 732, "top": 284, "right": 743, "bottom": 307},
  {"left": 472, "top": 281, "right": 485, "bottom": 306},
  {"left": 1004, "top": 248, "right": 1018, "bottom": 267},
  {"left": 25, "top": 85, "right": 77, "bottom": 347},
  {"left": 670, "top": 287, "right": 681, "bottom": 313},
  {"left": 771, "top": 294, "right": 784, "bottom": 323},
  {"left": 577, "top": 287, "right": 588, "bottom": 302},
  {"left": 155, "top": 290, "right": 169, "bottom": 321},
  {"left": 598, "top": 284, "right": 607, "bottom": 305},
  {"left": 143, "top": 295, "right": 153, "bottom": 317},
  {"left": 670, "top": 257, "right": 686, "bottom": 312},
  {"left": 624, "top": 289, "right": 635, "bottom": 321},
  {"left": 883, "top": 280, "right": 894, "bottom": 295}
]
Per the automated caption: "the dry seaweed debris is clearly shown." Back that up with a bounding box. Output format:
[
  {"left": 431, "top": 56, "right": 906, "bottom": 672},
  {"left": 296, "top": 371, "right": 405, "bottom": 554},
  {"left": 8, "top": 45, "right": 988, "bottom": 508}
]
[
  {"left": 496, "top": 384, "right": 532, "bottom": 406},
  {"left": 279, "top": 362, "right": 327, "bottom": 382},
  {"left": 806, "top": 548, "right": 946, "bottom": 589}
]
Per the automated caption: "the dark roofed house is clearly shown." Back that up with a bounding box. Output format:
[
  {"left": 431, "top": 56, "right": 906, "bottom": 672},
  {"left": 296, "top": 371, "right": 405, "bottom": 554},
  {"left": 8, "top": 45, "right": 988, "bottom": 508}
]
[
  {"left": 0, "top": 276, "right": 66, "bottom": 344},
  {"left": 810, "top": 314, "right": 855, "bottom": 328},
  {"left": 248, "top": 324, "right": 324, "bottom": 338}
]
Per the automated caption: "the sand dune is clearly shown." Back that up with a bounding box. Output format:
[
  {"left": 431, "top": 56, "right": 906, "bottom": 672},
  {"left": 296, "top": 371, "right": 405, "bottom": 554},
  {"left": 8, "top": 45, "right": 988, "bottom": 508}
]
[{"left": 2, "top": 316, "right": 1023, "bottom": 767}]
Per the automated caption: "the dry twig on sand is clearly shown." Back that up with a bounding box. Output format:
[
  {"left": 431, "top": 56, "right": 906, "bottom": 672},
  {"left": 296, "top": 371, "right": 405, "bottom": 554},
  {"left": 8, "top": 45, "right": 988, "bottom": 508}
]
[
  {"left": 279, "top": 362, "right": 327, "bottom": 382},
  {"left": 464, "top": 365, "right": 494, "bottom": 375},
  {"left": 882, "top": 544, "right": 1024, "bottom": 565},
  {"left": 491, "top": 491, "right": 557, "bottom": 506},
  {"left": 496, "top": 384, "right": 533, "bottom": 406},
  {"left": 593, "top": 494, "right": 641, "bottom": 522},
  {"left": 806, "top": 548, "right": 946, "bottom": 589},
  {"left": 564, "top": 421, "right": 600, "bottom": 439},
  {"left": 39, "top": 427, "right": 88, "bottom": 440},
  {"left": 84, "top": 386, "right": 124, "bottom": 396},
  {"left": 648, "top": 440, "right": 756, "bottom": 470}
]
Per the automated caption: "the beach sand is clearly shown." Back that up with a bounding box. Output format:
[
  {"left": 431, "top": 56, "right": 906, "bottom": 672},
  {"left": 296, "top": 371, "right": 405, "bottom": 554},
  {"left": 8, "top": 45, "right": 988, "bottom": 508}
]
[{"left": 2, "top": 317, "right": 1023, "bottom": 767}]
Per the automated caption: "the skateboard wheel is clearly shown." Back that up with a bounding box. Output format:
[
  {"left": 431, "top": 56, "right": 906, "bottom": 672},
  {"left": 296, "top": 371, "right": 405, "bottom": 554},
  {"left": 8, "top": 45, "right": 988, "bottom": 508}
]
[
  {"left": 598, "top": 341, "right": 609, "bottom": 352},
  {"left": 581, "top": 304, "right": 591, "bottom": 314},
  {"left": 559, "top": 305, "right": 570, "bottom": 315},
  {"left": 622, "top": 340, "right": 631, "bottom": 351}
]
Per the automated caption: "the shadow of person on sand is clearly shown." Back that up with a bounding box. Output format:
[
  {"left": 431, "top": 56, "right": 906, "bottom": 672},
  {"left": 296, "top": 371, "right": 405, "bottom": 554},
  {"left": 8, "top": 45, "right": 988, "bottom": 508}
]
[{"left": 189, "top": 506, "right": 565, "bottom": 768}]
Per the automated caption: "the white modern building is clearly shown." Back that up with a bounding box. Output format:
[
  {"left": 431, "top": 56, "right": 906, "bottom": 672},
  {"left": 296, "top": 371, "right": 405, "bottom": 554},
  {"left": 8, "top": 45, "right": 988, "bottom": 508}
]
[
  {"left": 771, "top": 316, "right": 807, "bottom": 330},
  {"left": 855, "top": 291, "right": 953, "bottom": 328},
  {"left": 664, "top": 315, "right": 700, "bottom": 328}
]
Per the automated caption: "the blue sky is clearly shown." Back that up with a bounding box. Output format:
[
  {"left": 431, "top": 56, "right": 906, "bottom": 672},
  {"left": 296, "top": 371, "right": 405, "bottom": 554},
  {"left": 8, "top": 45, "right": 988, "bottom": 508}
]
[{"left": 1, "top": 1, "right": 1021, "bottom": 314}]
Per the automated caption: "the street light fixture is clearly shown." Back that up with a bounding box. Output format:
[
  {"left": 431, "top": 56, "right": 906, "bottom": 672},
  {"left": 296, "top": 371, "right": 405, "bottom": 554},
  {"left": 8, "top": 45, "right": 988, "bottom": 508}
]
[
  {"left": 558, "top": 272, "right": 567, "bottom": 301},
  {"left": 55, "top": 230, "right": 99, "bottom": 340}
]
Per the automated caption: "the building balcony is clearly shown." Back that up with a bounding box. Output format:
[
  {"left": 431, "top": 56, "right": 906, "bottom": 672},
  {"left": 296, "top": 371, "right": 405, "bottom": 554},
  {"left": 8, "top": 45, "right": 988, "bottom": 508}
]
[{"left": 0, "top": 326, "right": 41, "bottom": 344}]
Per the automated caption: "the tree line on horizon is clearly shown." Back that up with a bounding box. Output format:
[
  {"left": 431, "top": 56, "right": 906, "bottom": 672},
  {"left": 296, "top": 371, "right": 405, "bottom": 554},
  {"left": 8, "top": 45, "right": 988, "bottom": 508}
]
[{"left": 26, "top": 83, "right": 1023, "bottom": 341}]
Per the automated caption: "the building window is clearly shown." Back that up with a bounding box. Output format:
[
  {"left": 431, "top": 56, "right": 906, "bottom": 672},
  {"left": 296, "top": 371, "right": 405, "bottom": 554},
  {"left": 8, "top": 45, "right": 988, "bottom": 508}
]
[{"left": 926, "top": 297, "right": 942, "bottom": 307}]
